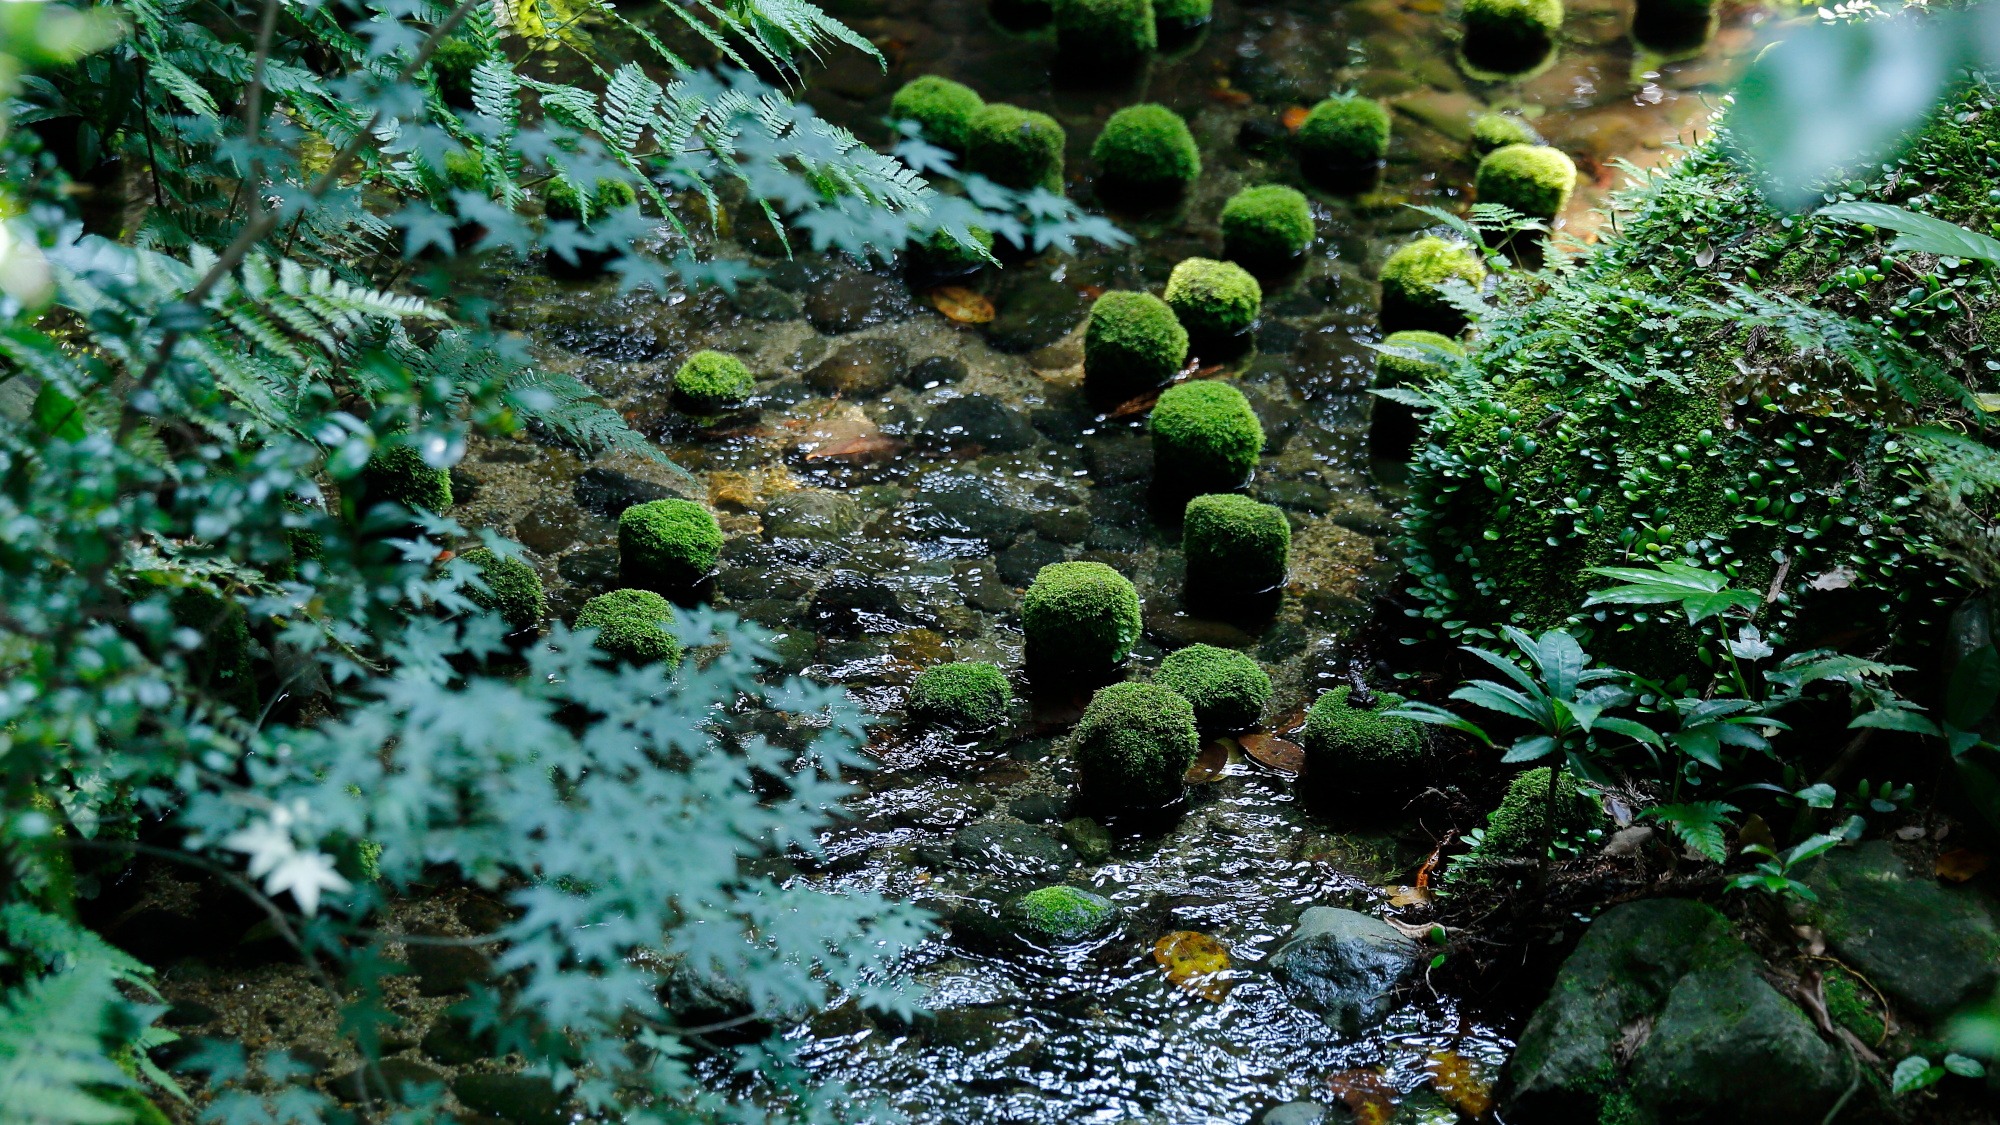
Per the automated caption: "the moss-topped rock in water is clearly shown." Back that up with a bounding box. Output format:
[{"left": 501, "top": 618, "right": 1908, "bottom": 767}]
[
  {"left": 673, "top": 350, "right": 754, "bottom": 414},
  {"left": 574, "top": 588, "right": 682, "bottom": 666},
  {"left": 1153, "top": 0, "right": 1210, "bottom": 32},
  {"left": 1012, "top": 885, "right": 1119, "bottom": 940},
  {"left": 1464, "top": 767, "right": 1603, "bottom": 869},
  {"left": 1299, "top": 685, "right": 1423, "bottom": 794},
  {"left": 1182, "top": 492, "right": 1289, "bottom": 594},
  {"left": 360, "top": 443, "right": 452, "bottom": 514},
  {"left": 1092, "top": 104, "right": 1200, "bottom": 197},
  {"left": 1476, "top": 143, "right": 1576, "bottom": 222},
  {"left": 1375, "top": 330, "right": 1464, "bottom": 386},
  {"left": 618, "top": 499, "right": 724, "bottom": 589},
  {"left": 1459, "top": 0, "right": 1562, "bottom": 77},
  {"left": 429, "top": 38, "right": 481, "bottom": 107},
  {"left": 1021, "top": 561, "right": 1142, "bottom": 672},
  {"left": 1084, "top": 290, "right": 1188, "bottom": 399},
  {"left": 1052, "top": 0, "right": 1157, "bottom": 63},
  {"left": 1149, "top": 380, "right": 1263, "bottom": 491},
  {"left": 1164, "top": 257, "right": 1261, "bottom": 341},
  {"left": 1071, "top": 681, "right": 1199, "bottom": 807},
  {"left": 907, "top": 660, "right": 1012, "bottom": 730},
  {"left": 459, "top": 546, "right": 545, "bottom": 631},
  {"left": 889, "top": 76, "right": 984, "bottom": 150},
  {"left": 1470, "top": 112, "right": 1540, "bottom": 156},
  {"left": 1220, "top": 184, "right": 1314, "bottom": 266},
  {"left": 914, "top": 225, "right": 994, "bottom": 277},
  {"left": 1632, "top": 0, "right": 1716, "bottom": 57},
  {"left": 1379, "top": 236, "right": 1485, "bottom": 333},
  {"left": 545, "top": 177, "right": 637, "bottom": 225},
  {"left": 964, "top": 104, "right": 1067, "bottom": 193},
  {"left": 1295, "top": 95, "right": 1390, "bottom": 170},
  {"left": 1156, "top": 644, "right": 1270, "bottom": 732}
]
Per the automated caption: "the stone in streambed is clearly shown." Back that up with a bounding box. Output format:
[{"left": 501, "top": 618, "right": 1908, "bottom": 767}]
[
  {"left": 1799, "top": 840, "right": 2000, "bottom": 1020},
  {"left": 918, "top": 394, "right": 1037, "bottom": 451},
  {"left": 762, "top": 490, "right": 864, "bottom": 539},
  {"left": 804, "top": 272, "right": 918, "bottom": 334},
  {"left": 951, "top": 823, "right": 1076, "bottom": 877},
  {"left": 1271, "top": 906, "right": 1421, "bottom": 1036},
  {"left": 453, "top": 1073, "right": 564, "bottom": 1125},
  {"left": 805, "top": 340, "right": 909, "bottom": 397}
]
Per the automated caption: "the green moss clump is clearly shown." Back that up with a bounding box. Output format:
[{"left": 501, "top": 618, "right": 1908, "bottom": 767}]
[
  {"left": 1156, "top": 644, "right": 1270, "bottom": 732},
  {"left": 618, "top": 499, "right": 724, "bottom": 589},
  {"left": 1182, "top": 492, "right": 1289, "bottom": 593},
  {"left": 429, "top": 38, "right": 480, "bottom": 105},
  {"left": 1149, "top": 380, "right": 1264, "bottom": 491},
  {"left": 1153, "top": 0, "right": 1210, "bottom": 28},
  {"left": 1460, "top": 0, "right": 1563, "bottom": 77},
  {"left": 1092, "top": 104, "right": 1200, "bottom": 195},
  {"left": 1015, "top": 885, "right": 1118, "bottom": 939},
  {"left": 1220, "top": 184, "right": 1314, "bottom": 265},
  {"left": 1478, "top": 767, "right": 1603, "bottom": 860},
  {"left": 889, "top": 76, "right": 985, "bottom": 150},
  {"left": 574, "top": 588, "right": 683, "bottom": 666},
  {"left": 1821, "top": 963, "right": 1885, "bottom": 1046},
  {"left": 1376, "top": 330, "right": 1466, "bottom": 386},
  {"left": 459, "top": 546, "right": 546, "bottom": 631},
  {"left": 1020, "top": 561, "right": 1142, "bottom": 672},
  {"left": 673, "top": 350, "right": 755, "bottom": 413},
  {"left": 1071, "top": 681, "right": 1199, "bottom": 807},
  {"left": 171, "top": 590, "right": 258, "bottom": 714},
  {"left": 1084, "top": 290, "right": 1189, "bottom": 398},
  {"left": 1296, "top": 95, "right": 1391, "bottom": 169},
  {"left": 916, "top": 225, "right": 995, "bottom": 275},
  {"left": 360, "top": 443, "right": 453, "bottom": 513},
  {"left": 964, "top": 104, "right": 1068, "bottom": 192},
  {"left": 907, "top": 661, "right": 1012, "bottom": 730},
  {"left": 1475, "top": 143, "right": 1576, "bottom": 221},
  {"left": 1470, "top": 112, "right": 1541, "bottom": 157},
  {"left": 1631, "top": 0, "right": 1714, "bottom": 57},
  {"left": 1379, "top": 236, "right": 1486, "bottom": 333},
  {"left": 1164, "top": 257, "right": 1262, "bottom": 340},
  {"left": 1052, "top": 0, "right": 1157, "bottom": 62},
  {"left": 1299, "top": 685, "right": 1424, "bottom": 793},
  {"left": 545, "top": 178, "right": 638, "bottom": 225}
]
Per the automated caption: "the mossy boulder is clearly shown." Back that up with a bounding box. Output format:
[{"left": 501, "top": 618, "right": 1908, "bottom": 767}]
[
  {"left": 1374, "top": 330, "right": 1465, "bottom": 387},
  {"left": 1092, "top": 104, "right": 1200, "bottom": 197},
  {"left": 914, "top": 225, "right": 995, "bottom": 277},
  {"left": 1163, "top": 257, "right": 1261, "bottom": 341},
  {"left": 1295, "top": 95, "right": 1391, "bottom": 170},
  {"left": 170, "top": 590, "right": 258, "bottom": 714},
  {"left": 1379, "top": 236, "right": 1486, "bottom": 333},
  {"left": 1299, "top": 686, "right": 1423, "bottom": 793},
  {"left": 1220, "top": 184, "right": 1313, "bottom": 266},
  {"left": 1149, "top": 380, "right": 1264, "bottom": 491},
  {"left": 1084, "top": 290, "right": 1189, "bottom": 399},
  {"left": 673, "top": 350, "right": 754, "bottom": 414},
  {"left": 1182, "top": 492, "right": 1289, "bottom": 594},
  {"left": 359, "top": 443, "right": 452, "bottom": 513},
  {"left": 459, "top": 546, "right": 546, "bottom": 631},
  {"left": 429, "top": 38, "right": 481, "bottom": 106},
  {"left": 1156, "top": 644, "right": 1270, "bottom": 732},
  {"left": 1052, "top": 0, "right": 1157, "bottom": 62},
  {"left": 907, "top": 660, "right": 1013, "bottom": 730},
  {"left": 1070, "top": 680, "right": 1199, "bottom": 807},
  {"left": 574, "top": 588, "right": 682, "bottom": 666},
  {"left": 1021, "top": 560, "right": 1142, "bottom": 672},
  {"left": 1469, "top": 767, "right": 1603, "bottom": 867},
  {"left": 545, "top": 177, "right": 637, "bottom": 225},
  {"left": 964, "top": 104, "right": 1067, "bottom": 192},
  {"left": 889, "top": 75, "right": 984, "bottom": 150},
  {"left": 1475, "top": 143, "right": 1576, "bottom": 222},
  {"left": 1799, "top": 840, "right": 2000, "bottom": 1020},
  {"left": 1153, "top": 0, "right": 1210, "bottom": 30},
  {"left": 1469, "top": 112, "right": 1540, "bottom": 156},
  {"left": 1631, "top": 0, "right": 1715, "bottom": 57},
  {"left": 1460, "top": 0, "right": 1563, "bottom": 77},
  {"left": 1011, "top": 885, "right": 1119, "bottom": 940},
  {"left": 618, "top": 499, "right": 724, "bottom": 589}
]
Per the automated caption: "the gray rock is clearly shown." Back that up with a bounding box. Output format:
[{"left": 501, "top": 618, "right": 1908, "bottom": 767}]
[
  {"left": 419, "top": 1014, "right": 495, "bottom": 1066},
  {"left": 995, "top": 536, "right": 1066, "bottom": 587},
  {"left": 718, "top": 564, "right": 819, "bottom": 602},
  {"left": 405, "top": 938, "right": 490, "bottom": 996},
  {"left": 919, "top": 394, "right": 1037, "bottom": 452},
  {"left": 573, "top": 467, "right": 679, "bottom": 518},
  {"left": 1628, "top": 959, "right": 1848, "bottom": 1125},
  {"left": 804, "top": 272, "right": 918, "bottom": 334},
  {"left": 905, "top": 355, "right": 967, "bottom": 388},
  {"left": 1801, "top": 840, "right": 2000, "bottom": 1019},
  {"left": 557, "top": 546, "right": 620, "bottom": 590},
  {"left": 1258, "top": 1102, "right": 1328, "bottom": 1125},
  {"left": 452, "top": 1073, "right": 564, "bottom": 1125},
  {"left": 1271, "top": 907, "right": 1420, "bottom": 1035},
  {"left": 730, "top": 283, "right": 802, "bottom": 321},
  {"left": 952, "top": 558, "right": 1016, "bottom": 612},
  {"left": 763, "top": 490, "right": 864, "bottom": 539},
  {"left": 904, "top": 474, "right": 1031, "bottom": 548},
  {"left": 1059, "top": 817, "right": 1114, "bottom": 863},
  {"left": 984, "top": 271, "right": 1091, "bottom": 354},
  {"left": 805, "top": 570, "right": 899, "bottom": 634},
  {"left": 1084, "top": 432, "right": 1153, "bottom": 484},
  {"left": 805, "top": 340, "right": 909, "bottom": 397},
  {"left": 952, "top": 823, "right": 1076, "bottom": 877},
  {"left": 329, "top": 1058, "right": 445, "bottom": 1104},
  {"left": 1032, "top": 507, "right": 1092, "bottom": 544}
]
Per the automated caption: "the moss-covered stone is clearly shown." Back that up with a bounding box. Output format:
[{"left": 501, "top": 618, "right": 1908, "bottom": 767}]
[
  {"left": 1475, "top": 143, "right": 1576, "bottom": 221},
  {"left": 1092, "top": 104, "right": 1200, "bottom": 196},
  {"left": 1156, "top": 644, "right": 1270, "bottom": 732},
  {"left": 1375, "top": 330, "right": 1465, "bottom": 386},
  {"left": 907, "top": 660, "right": 1012, "bottom": 730},
  {"left": 1219, "top": 184, "right": 1313, "bottom": 265},
  {"left": 1084, "top": 290, "right": 1189, "bottom": 399},
  {"left": 963, "top": 104, "right": 1067, "bottom": 192},
  {"left": 1052, "top": 0, "right": 1157, "bottom": 62},
  {"left": 1148, "top": 380, "right": 1264, "bottom": 491},
  {"left": 459, "top": 546, "right": 546, "bottom": 631},
  {"left": 1296, "top": 95, "right": 1391, "bottom": 169},
  {"left": 545, "top": 177, "right": 638, "bottom": 225},
  {"left": 1013, "top": 885, "right": 1118, "bottom": 939},
  {"left": 1478, "top": 767, "right": 1603, "bottom": 862},
  {"left": 1379, "top": 235, "right": 1486, "bottom": 333},
  {"left": 1163, "top": 257, "right": 1261, "bottom": 340},
  {"left": 1182, "top": 492, "right": 1289, "bottom": 593},
  {"left": 1631, "top": 0, "right": 1714, "bottom": 57},
  {"left": 1820, "top": 962, "right": 1884, "bottom": 1046},
  {"left": 673, "top": 350, "right": 754, "bottom": 414},
  {"left": 889, "top": 76, "right": 984, "bottom": 150},
  {"left": 360, "top": 443, "right": 452, "bottom": 513},
  {"left": 1021, "top": 560, "right": 1142, "bottom": 672},
  {"left": 618, "top": 499, "right": 724, "bottom": 589},
  {"left": 574, "top": 588, "right": 682, "bottom": 666},
  {"left": 1460, "top": 0, "right": 1562, "bottom": 77},
  {"left": 1469, "top": 112, "right": 1540, "bottom": 156},
  {"left": 171, "top": 589, "right": 258, "bottom": 713},
  {"left": 1153, "top": 0, "right": 1210, "bottom": 29},
  {"left": 429, "top": 38, "right": 480, "bottom": 106},
  {"left": 1071, "top": 680, "right": 1199, "bottom": 807},
  {"left": 914, "top": 225, "right": 995, "bottom": 276},
  {"left": 1299, "top": 685, "right": 1423, "bottom": 793}
]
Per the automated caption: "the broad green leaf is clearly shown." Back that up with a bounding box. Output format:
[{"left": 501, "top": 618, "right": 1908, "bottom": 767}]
[
  {"left": 1794, "top": 783, "right": 1836, "bottom": 809},
  {"left": 1582, "top": 561, "right": 1759, "bottom": 625},
  {"left": 1500, "top": 734, "right": 1557, "bottom": 763},
  {"left": 1849, "top": 707, "right": 1941, "bottom": 737},
  {"left": 1892, "top": 1055, "right": 1944, "bottom": 1095},
  {"left": 1819, "top": 202, "right": 2000, "bottom": 265}
]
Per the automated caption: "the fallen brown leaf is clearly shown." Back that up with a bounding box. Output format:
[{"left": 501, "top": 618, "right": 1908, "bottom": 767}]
[
  {"left": 1281, "top": 106, "right": 1310, "bottom": 133},
  {"left": 930, "top": 286, "right": 994, "bottom": 324},
  {"left": 1937, "top": 847, "right": 1989, "bottom": 882},
  {"left": 1207, "top": 84, "right": 1252, "bottom": 107},
  {"left": 1327, "top": 1070, "right": 1397, "bottom": 1125},
  {"left": 1736, "top": 813, "right": 1777, "bottom": 856},
  {"left": 1107, "top": 391, "right": 1163, "bottom": 418},
  {"left": 1239, "top": 732, "right": 1305, "bottom": 775},
  {"left": 1425, "top": 1050, "right": 1494, "bottom": 1119},
  {"left": 1153, "top": 931, "right": 1232, "bottom": 1001},
  {"left": 1384, "top": 884, "right": 1432, "bottom": 908},
  {"left": 1185, "top": 738, "right": 1234, "bottom": 784}
]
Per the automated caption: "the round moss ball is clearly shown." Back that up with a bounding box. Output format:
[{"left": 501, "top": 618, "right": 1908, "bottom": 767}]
[
  {"left": 1380, "top": 236, "right": 1486, "bottom": 332},
  {"left": 1296, "top": 95, "right": 1391, "bottom": 169},
  {"left": 1476, "top": 143, "right": 1577, "bottom": 222},
  {"left": 459, "top": 546, "right": 545, "bottom": 631},
  {"left": 1071, "top": 681, "right": 1199, "bottom": 807},
  {"left": 1220, "top": 184, "right": 1314, "bottom": 266},
  {"left": 674, "top": 350, "right": 754, "bottom": 414},
  {"left": 889, "top": 76, "right": 985, "bottom": 150},
  {"left": 574, "top": 588, "right": 682, "bottom": 666},
  {"left": 1149, "top": 380, "right": 1264, "bottom": 492},
  {"left": 1376, "top": 330, "right": 1466, "bottom": 387},
  {"left": 908, "top": 661, "right": 1012, "bottom": 730},
  {"left": 1183, "top": 492, "right": 1289, "bottom": 594},
  {"left": 1021, "top": 561, "right": 1142, "bottom": 672},
  {"left": 916, "top": 225, "right": 995, "bottom": 275},
  {"left": 1460, "top": 0, "right": 1563, "bottom": 77},
  {"left": 964, "top": 104, "right": 1067, "bottom": 193},
  {"left": 1154, "top": 0, "right": 1211, "bottom": 27},
  {"left": 1156, "top": 644, "right": 1271, "bottom": 732},
  {"left": 1084, "top": 290, "right": 1189, "bottom": 399},
  {"left": 1299, "top": 685, "right": 1424, "bottom": 793},
  {"left": 618, "top": 499, "right": 724, "bottom": 589},
  {"left": 1479, "top": 767, "right": 1604, "bottom": 860},
  {"left": 430, "top": 38, "right": 480, "bottom": 104},
  {"left": 1052, "top": 0, "right": 1157, "bottom": 62},
  {"left": 1013, "top": 885, "right": 1118, "bottom": 940},
  {"left": 1092, "top": 104, "right": 1200, "bottom": 196},
  {"left": 546, "top": 178, "right": 637, "bottom": 225},
  {"left": 1469, "top": 113, "right": 1541, "bottom": 157},
  {"left": 1164, "top": 257, "right": 1262, "bottom": 341},
  {"left": 1632, "top": 0, "right": 1715, "bottom": 56},
  {"left": 360, "top": 443, "right": 452, "bottom": 514}
]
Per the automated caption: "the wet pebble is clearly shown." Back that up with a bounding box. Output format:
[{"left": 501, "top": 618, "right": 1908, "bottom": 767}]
[
  {"left": 329, "top": 1058, "right": 445, "bottom": 1104},
  {"left": 1059, "top": 817, "right": 1114, "bottom": 863},
  {"left": 556, "top": 546, "right": 620, "bottom": 590},
  {"left": 805, "top": 272, "right": 919, "bottom": 334},
  {"left": 951, "top": 558, "right": 1016, "bottom": 612},
  {"left": 918, "top": 394, "right": 1037, "bottom": 452},
  {"left": 905, "top": 354, "right": 967, "bottom": 389},
  {"left": 514, "top": 501, "right": 606, "bottom": 556},
  {"left": 905, "top": 474, "right": 1032, "bottom": 548},
  {"left": 731, "top": 283, "right": 803, "bottom": 321},
  {"left": 1007, "top": 792, "right": 1070, "bottom": 823},
  {"left": 805, "top": 339, "right": 910, "bottom": 396},
  {"left": 1258, "top": 479, "right": 1332, "bottom": 513},
  {"left": 720, "top": 564, "right": 820, "bottom": 602},
  {"left": 404, "top": 933, "right": 491, "bottom": 996},
  {"left": 995, "top": 536, "right": 1065, "bottom": 587},
  {"left": 1084, "top": 432, "right": 1153, "bottom": 484},
  {"left": 762, "top": 490, "right": 865, "bottom": 538},
  {"left": 453, "top": 1073, "right": 565, "bottom": 1125},
  {"left": 949, "top": 823, "right": 1076, "bottom": 877},
  {"left": 983, "top": 271, "right": 1091, "bottom": 353},
  {"left": 806, "top": 570, "right": 901, "bottom": 634},
  {"left": 1031, "top": 507, "right": 1090, "bottom": 545},
  {"left": 419, "top": 1014, "right": 496, "bottom": 1066},
  {"left": 573, "top": 466, "right": 680, "bottom": 518}
]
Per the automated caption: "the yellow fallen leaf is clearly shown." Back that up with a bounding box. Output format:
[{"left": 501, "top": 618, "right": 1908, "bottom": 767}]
[
  {"left": 1282, "top": 106, "right": 1310, "bottom": 133},
  {"left": 1239, "top": 732, "right": 1305, "bottom": 775},
  {"left": 1152, "top": 931, "right": 1232, "bottom": 1001},
  {"left": 1937, "top": 847, "right": 1989, "bottom": 882},
  {"left": 1384, "top": 885, "right": 1432, "bottom": 908},
  {"left": 1327, "top": 1070, "right": 1397, "bottom": 1125},
  {"left": 930, "top": 286, "right": 994, "bottom": 324},
  {"left": 1184, "top": 738, "right": 1234, "bottom": 784},
  {"left": 1425, "top": 1050, "right": 1494, "bottom": 1119}
]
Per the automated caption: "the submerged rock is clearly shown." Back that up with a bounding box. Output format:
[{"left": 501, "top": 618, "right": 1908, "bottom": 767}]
[
  {"left": 1270, "top": 906, "right": 1421, "bottom": 1035},
  {"left": 1800, "top": 840, "right": 2000, "bottom": 1020},
  {"left": 453, "top": 1074, "right": 564, "bottom": 1125},
  {"left": 918, "top": 394, "right": 1037, "bottom": 451},
  {"left": 804, "top": 271, "right": 918, "bottom": 334},
  {"left": 762, "top": 490, "right": 865, "bottom": 539},
  {"left": 951, "top": 822, "right": 1077, "bottom": 877},
  {"left": 805, "top": 340, "right": 909, "bottom": 397}
]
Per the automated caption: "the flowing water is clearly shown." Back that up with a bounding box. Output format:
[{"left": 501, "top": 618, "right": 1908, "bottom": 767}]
[{"left": 453, "top": 0, "right": 1767, "bottom": 1118}]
